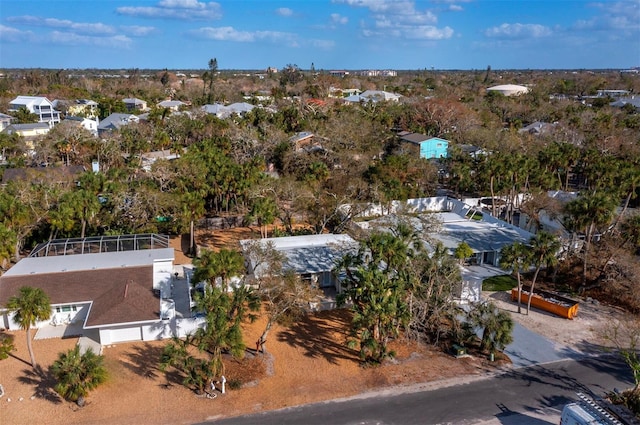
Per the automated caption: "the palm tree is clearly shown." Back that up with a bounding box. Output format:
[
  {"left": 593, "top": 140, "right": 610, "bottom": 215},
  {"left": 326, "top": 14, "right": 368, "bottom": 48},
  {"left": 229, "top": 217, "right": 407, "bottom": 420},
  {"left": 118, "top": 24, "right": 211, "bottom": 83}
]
[
  {"left": 564, "top": 192, "right": 617, "bottom": 289},
  {"left": 454, "top": 242, "right": 473, "bottom": 265},
  {"left": 51, "top": 346, "right": 108, "bottom": 405},
  {"left": 182, "top": 192, "right": 205, "bottom": 256},
  {"left": 246, "top": 196, "right": 277, "bottom": 238},
  {"left": 66, "top": 189, "right": 101, "bottom": 238},
  {"left": 499, "top": 242, "right": 531, "bottom": 314},
  {"left": 6, "top": 286, "right": 51, "bottom": 368},
  {"left": 527, "top": 231, "right": 561, "bottom": 315},
  {"left": 467, "top": 301, "right": 514, "bottom": 354},
  {"left": 193, "top": 248, "right": 245, "bottom": 292}
]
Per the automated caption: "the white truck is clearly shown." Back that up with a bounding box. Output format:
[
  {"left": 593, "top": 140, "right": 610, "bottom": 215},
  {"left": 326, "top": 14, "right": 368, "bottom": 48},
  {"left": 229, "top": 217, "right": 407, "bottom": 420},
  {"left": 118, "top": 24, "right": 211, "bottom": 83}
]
[{"left": 560, "top": 392, "right": 628, "bottom": 425}]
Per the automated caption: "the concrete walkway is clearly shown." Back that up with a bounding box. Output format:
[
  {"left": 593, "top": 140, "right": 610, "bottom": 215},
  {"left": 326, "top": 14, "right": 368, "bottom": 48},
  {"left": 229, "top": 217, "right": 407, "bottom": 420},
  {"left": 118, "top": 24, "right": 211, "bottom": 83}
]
[{"left": 78, "top": 329, "right": 102, "bottom": 354}]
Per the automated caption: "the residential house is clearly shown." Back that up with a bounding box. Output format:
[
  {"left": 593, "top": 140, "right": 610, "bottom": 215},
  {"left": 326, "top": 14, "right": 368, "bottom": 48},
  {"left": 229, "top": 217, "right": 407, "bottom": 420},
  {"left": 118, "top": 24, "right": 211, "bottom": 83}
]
[
  {"left": 241, "top": 234, "right": 358, "bottom": 308},
  {"left": 399, "top": 132, "right": 449, "bottom": 159},
  {"left": 8, "top": 96, "right": 61, "bottom": 125},
  {"left": 328, "top": 87, "right": 361, "bottom": 99},
  {"left": 201, "top": 102, "right": 255, "bottom": 119},
  {"left": 123, "top": 97, "right": 148, "bottom": 112},
  {"left": 518, "top": 121, "right": 557, "bottom": 136},
  {"left": 289, "top": 131, "right": 315, "bottom": 150},
  {"left": 67, "top": 99, "right": 99, "bottom": 119},
  {"left": 64, "top": 116, "right": 99, "bottom": 136},
  {"left": 97, "top": 113, "right": 139, "bottom": 136},
  {"left": 597, "top": 89, "right": 630, "bottom": 98},
  {"left": 0, "top": 234, "right": 203, "bottom": 347},
  {"left": 344, "top": 90, "right": 402, "bottom": 103},
  {"left": 2, "top": 122, "right": 51, "bottom": 151},
  {"left": 157, "top": 100, "right": 186, "bottom": 111},
  {"left": 610, "top": 97, "right": 640, "bottom": 110},
  {"left": 347, "top": 196, "right": 535, "bottom": 303},
  {"left": 457, "top": 144, "right": 488, "bottom": 159},
  {"left": 0, "top": 113, "right": 14, "bottom": 132},
  {"left": 141, "top": 149, "right": 181, "bottom": 171}
]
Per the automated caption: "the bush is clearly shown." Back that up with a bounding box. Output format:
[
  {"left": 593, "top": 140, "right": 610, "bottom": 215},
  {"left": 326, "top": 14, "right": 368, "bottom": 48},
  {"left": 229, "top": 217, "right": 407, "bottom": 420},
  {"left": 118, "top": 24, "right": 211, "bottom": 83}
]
[
  {"left": 0, "top": 334, "right": 15, "bottom": 360},
  {"left": 227, "top": 378, "right": 243, "bottom": 390}
]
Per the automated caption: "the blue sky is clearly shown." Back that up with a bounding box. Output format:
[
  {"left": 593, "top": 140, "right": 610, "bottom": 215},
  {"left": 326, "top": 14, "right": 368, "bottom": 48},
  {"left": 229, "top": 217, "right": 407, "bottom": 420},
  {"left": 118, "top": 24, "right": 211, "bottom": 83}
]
[{"left": 1, "top": 0, "right": 638, "bottom": 70}]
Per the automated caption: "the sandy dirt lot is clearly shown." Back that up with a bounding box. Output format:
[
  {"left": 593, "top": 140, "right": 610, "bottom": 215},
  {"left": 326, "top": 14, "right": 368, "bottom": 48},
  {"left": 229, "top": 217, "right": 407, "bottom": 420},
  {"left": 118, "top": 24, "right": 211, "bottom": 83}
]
[{"left": 0, "top": 228, "right": 627, "bottom": 425}]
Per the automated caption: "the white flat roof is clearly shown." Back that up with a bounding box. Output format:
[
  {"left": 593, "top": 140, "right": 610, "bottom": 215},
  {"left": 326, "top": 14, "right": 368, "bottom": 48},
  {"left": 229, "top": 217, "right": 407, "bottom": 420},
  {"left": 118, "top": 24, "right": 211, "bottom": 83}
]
[
  {"left": 4, "top": 248, "right": 174, "bottom": 277},
  {"left": 241, "top": 234, "right": 357, "bottom": 277},
  {"left": 241, "top": 234, "right": 356, "bottom": 250}
]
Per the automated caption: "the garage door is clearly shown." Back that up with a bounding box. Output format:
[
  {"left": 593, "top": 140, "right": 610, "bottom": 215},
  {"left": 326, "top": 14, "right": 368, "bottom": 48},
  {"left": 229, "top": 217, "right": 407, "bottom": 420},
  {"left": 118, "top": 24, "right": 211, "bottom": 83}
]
[{"left": 109, "top": 327, "right": 142, "bottom": 344}]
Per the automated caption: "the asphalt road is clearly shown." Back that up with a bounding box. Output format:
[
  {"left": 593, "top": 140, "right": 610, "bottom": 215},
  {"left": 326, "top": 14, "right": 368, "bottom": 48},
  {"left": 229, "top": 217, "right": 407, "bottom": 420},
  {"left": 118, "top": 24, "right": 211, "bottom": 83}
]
[{"left": 203, "top": 355, "right": 635, "bottom": 425}]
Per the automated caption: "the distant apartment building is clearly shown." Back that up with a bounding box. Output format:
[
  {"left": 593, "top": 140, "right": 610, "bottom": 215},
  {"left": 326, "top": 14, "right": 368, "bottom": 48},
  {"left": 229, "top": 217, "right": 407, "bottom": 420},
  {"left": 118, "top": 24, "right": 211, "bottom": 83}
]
[
  {"left": 358, "top": 70, "right": 398, "bottom": 77},
  {"left": 330, "top": 70, "right": 350, "bottom": 77}
]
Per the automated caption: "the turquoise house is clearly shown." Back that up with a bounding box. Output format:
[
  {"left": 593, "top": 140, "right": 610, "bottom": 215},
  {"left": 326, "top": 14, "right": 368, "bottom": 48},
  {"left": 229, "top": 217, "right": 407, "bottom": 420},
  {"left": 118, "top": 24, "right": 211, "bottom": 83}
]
[{"left": 399, "top": 132, "right": 449, "bottom": 159}]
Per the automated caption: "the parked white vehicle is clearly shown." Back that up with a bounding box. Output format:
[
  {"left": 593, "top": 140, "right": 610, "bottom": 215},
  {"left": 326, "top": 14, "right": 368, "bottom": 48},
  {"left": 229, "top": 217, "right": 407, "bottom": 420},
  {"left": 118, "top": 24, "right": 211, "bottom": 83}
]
[{"left": 560, "top": 393, "right": 624, "bottom": 425}]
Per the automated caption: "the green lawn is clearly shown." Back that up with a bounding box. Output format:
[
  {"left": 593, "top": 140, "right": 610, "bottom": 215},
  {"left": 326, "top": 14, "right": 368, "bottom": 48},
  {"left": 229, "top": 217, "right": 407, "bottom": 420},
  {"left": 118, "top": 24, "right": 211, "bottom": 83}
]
[{"left": 482, "top": 274, "right": 517, "bottom": 291}]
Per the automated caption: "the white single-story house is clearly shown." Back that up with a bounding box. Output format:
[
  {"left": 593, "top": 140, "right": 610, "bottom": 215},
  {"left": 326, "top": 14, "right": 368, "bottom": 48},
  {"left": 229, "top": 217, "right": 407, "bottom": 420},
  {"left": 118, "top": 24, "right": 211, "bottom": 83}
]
[
  {"left": 352, "top": 197, "right": 533, "bottom": 267},
  {"left": 346, "top": 197, "right": 535, "bottom": 303},
  {"left": 201, "top": 102, "right": 255, "bottom": 119},
  {"left": 344, "top": 90, "right": 402, "bottom": 103},
  {"left": 0, "top": 234, "right": 203, "bottom": 346},
  {"left": 157, "top": 100, "right": 186, "bottom": 111},
  {"left": 240, "top": 234, "right": 357, "bottom": 294},
  {"left": 64, "top": 116, "right": 99, "bottom": 136},
  {"left": 141, "top": 149, "right": 181, "bottom": 171}
]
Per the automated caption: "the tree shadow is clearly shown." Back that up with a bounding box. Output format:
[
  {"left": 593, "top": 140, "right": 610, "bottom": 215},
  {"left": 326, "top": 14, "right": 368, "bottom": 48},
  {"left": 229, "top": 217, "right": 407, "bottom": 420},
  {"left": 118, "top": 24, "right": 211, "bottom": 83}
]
[
  {"left": 120, "top": 342, "right": 164, "bottom": 379},
  {"left": 2, "top": 331, "right": 32, "bottom": 367},
  {"left": 276, "top": 308, "right": 359, "bottom": 365},
  {"left": 494, "top": 410, "right": 556, "bottom": 424},
  {"left": 17, "top": 365, "right": 63, "bottom": 404},
  {"left": 496, "top": 362, "right": 591, "bottom": 396}
]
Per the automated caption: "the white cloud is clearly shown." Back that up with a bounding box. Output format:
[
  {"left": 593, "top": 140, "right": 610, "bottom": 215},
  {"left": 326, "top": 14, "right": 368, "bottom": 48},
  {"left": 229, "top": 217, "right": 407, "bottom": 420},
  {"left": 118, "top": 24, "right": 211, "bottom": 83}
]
[
  {"left": 573, "top": 1, "right": 639, "bottom": 33},
  {"left": 276, "top": 7, "right": 294, "bottom": 17},
  {"left": 189, "top": 26, "right": 295, "bottom": 44},
  {"left": 331, "top": 13, "right": 348, "bottom": 25},
  {"left": 122, "top": 26, "right": 157, "bottom": 36},
  {"left": 449, "top": 4, "right": 463, "bottom": 12},
  {"left": 309, "top": 39, "right": 336, "bottom": 49},
  {"left": 0, "top": 24, "right": 34, "bottom": 42},
  {"left": 7, "top": 15, "right": 116, "bottom": 35},
  {"left": 50, "top": 31, "right": 133, "bottom": 48},
  {"left": 484, "top": 23, "right": 552, "bottom": 39},
  {"left": 117, "top": 1, "right": 222, "bottom": 20},
  {"left": 333, "top": 0, "right": 452, "bottom": 40},
  {"left": 364, "top": 24, "right": 453, "bottom": 40}
]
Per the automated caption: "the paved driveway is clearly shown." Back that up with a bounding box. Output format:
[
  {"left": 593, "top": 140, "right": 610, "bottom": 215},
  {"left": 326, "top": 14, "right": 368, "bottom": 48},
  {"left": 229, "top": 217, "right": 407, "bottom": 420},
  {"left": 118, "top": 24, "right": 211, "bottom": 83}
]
[{"left": 504, "top": 322, "right": 584, "bottom": 368}]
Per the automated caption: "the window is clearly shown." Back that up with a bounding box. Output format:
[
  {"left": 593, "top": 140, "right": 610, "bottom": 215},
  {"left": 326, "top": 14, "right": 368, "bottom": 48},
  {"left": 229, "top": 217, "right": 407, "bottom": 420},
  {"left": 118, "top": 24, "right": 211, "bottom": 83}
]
[{"left": 55, "top": 305, "right": 77, "bottom": 313}]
